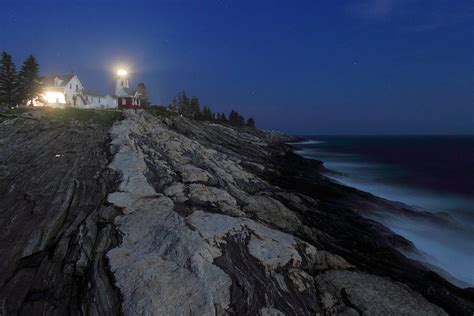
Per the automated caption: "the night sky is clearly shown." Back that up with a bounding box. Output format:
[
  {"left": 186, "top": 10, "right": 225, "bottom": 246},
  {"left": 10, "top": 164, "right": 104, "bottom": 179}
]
[{"left": 1, "top": 0, "right": 473, "bottom": 134}]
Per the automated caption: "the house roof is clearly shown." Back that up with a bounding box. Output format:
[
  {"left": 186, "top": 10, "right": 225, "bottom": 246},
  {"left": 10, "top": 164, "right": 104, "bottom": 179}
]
[
  {"left": 123, "top": 87, "right": 137, "bottom": 96},
  {"left": 83, "top": 90, "right": 104, "bottom": 97},
  {"left": 40, "top": 74, "right": 75, "bottom": 87}
]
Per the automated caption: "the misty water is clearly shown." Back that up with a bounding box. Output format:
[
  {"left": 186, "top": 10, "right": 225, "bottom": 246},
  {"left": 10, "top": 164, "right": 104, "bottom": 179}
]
[{"left": 290, "top": 136, "right": 474, "bottom": 287}]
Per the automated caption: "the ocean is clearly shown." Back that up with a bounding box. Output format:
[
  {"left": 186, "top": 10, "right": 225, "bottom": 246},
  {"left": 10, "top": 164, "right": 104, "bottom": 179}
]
[{"left": 290, "top": 135, "right": 474, "bottom": 287}]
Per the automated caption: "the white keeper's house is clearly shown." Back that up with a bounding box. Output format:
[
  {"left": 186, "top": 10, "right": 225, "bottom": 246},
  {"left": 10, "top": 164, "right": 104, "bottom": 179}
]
[{"left": 38, "top": 70, "right": 142, "bottom": 109}]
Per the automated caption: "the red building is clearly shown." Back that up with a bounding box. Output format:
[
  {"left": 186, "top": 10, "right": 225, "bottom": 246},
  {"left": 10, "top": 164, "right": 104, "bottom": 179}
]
[
  {"left": 116, "top": 70, "right": 143, "bottom": 110},
  {"left": 117, "top": 94, "right": 143, "bottom": 110}
]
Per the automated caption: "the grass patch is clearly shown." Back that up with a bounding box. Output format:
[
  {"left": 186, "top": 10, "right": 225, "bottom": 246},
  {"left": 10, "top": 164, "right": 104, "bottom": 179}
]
[
  {"left": 2, "top": 107, "right": 30, "bottom": 115},
  {"left": 38, "top": 107, "right": 122, "bottom": 125},
  {"left": 0, "top": 106, "right": 122, "bottom": 125}
]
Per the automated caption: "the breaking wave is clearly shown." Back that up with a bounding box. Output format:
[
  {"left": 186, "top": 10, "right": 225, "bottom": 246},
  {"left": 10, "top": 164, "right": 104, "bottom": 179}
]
[{"left": 291, "top": 136, "right": 474, "bottom": 287}]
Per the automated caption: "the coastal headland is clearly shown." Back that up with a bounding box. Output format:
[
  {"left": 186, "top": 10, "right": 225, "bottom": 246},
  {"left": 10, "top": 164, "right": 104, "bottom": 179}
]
[{"left": 0, "top": 108, "right": 472, "bottom": 315}]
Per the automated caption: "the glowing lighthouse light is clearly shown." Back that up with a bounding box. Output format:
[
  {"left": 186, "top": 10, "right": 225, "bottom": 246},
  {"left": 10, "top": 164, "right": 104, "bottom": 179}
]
[{"left": 117, "top": 69, "right": 128, "bottom": 76}]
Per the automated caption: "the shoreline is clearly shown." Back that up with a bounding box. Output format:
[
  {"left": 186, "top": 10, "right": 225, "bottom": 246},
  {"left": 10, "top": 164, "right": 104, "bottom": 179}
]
[
  {"left": 287, "top": 137, "right": 474, "bottom": 288},
  {"left": 273, "top": 141, "right": 474, "bottom": 312}
]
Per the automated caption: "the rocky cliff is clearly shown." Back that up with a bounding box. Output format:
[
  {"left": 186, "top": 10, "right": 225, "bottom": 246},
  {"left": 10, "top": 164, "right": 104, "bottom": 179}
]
[{"left": 0, "top": 109, "right": 473, "bottom": 315}]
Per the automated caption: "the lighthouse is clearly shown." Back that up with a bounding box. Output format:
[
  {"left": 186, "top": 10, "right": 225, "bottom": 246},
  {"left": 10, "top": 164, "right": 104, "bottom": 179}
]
[
  {"left": 116, "top": 69, "right": 129, "bottom": 95},
  {"left": 115, "top": 69, "right": 143, "bottom": 109}
]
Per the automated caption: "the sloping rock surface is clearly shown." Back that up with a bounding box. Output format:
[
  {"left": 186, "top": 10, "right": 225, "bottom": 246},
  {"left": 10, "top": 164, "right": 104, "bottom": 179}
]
[
  {"left": 0, "top": 115, "right": 121, "bottom": 315},
  {"left": 105, "top": 111, "right": 455, "bottom": 315},
  {"left": 1, "top": 110, "right": 473, "bottom": 315}
]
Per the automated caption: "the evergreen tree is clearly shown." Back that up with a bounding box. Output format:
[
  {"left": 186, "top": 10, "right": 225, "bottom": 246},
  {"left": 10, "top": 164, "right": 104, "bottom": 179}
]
[
  {"left": 220, "top": 113, "right": 227, "bottom": 122},
  {"left": 18, "top": 55, "right": 41, "bottom": 106},
  {"left": 179, "top": 90, "right": 193, "bottom": 116},
  {"left": 189, "top": 96, "right": 201, "bottom": 118},
  {"left": 199, "top": 105, "right": 206, "bottom": 120},
  {"left": 170, "top": 96, "right": 178, "bottom": 112},
  {"left": 180, "top": 90, "right": 189, "bottom": 108},
  {"left": 237, "top": 114, "right": 245, "bottom": 127},
  {"left": 228, "top": 110, "right": 246, "bottom": 127},
  {"left": 177, "top": 92, "right": 183, "bottom": 110},
  {"left": 136, "top": 82, "right": 150, "bottom": 107},
  {"left": 202, "top": 106, "right": 214, "bottom": 121},
  {"left": 246, "top": 117, "right": 256, "bottom": 129},
  {"left": 228, "top": 110, "right": 238, "bottom": 126},
  {"left": 0, "top": 52, "right": 19, "bottom": 108}
]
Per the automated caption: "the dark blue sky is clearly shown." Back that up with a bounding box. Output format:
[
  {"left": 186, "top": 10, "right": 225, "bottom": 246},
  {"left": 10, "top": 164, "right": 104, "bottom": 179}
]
[{"left": 1, "top": 0, "right": 473, "bottom": 134}]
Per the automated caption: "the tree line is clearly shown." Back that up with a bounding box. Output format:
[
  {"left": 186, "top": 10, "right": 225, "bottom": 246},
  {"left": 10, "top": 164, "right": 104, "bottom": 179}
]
[
  {"left": 0, "top": 51, "right": 153, "bottom": 109},
  {"left": 168, "top": 90, "right": 256, "bottom": 128},
  {"left": 0, "top": 52, "right": 41, "bottom": 108},
  {"left": 0, "top": 51, "right": 257, "bottom": 130}
]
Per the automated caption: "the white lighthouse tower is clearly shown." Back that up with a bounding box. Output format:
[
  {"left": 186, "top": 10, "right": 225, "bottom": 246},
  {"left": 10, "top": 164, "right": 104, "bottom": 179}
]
[{"left": 115, "top": 69, "right": 129, "bottom": 96}]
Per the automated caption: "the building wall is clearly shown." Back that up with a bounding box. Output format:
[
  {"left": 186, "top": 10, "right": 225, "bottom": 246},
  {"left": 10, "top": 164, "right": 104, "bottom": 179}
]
[
  {"left": 104, "top": 95, "right": 118, "bottom": 108},
  {"left": 115, "top": 78, "right": 129, "bottom": 96},
  {"left": 64, "top": 76, "right": 85, "bottom": 105},
  {"left": 82, "top": 94, "right": 117, "bottom": 109},
  {"left": 39, "top": 74, "right": 120, "bottom": 110},
  {"left": 118, "top": 97, "right": 143, "bottom": 109},
  {"left": 83, "top": 95, "right": 101, "bottom": 108}
]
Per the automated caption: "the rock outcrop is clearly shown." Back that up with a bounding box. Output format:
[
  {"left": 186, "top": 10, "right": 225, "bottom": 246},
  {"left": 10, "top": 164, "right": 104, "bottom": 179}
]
[
  {"left": 0, "top": 113, "right": 121, "bottom": 315},
  {"left": 103, "top": 110, "right": 458, "bottom": 315},
  {"left": 0, "top": 109, "right": 473, "bottom": 315}
]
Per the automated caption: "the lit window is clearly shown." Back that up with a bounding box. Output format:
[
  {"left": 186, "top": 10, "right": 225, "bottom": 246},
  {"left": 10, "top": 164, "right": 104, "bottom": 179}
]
[
  {"left": 45, "top": 91, "right": 66, "bottom": 104},
  {"left": 122, "top": 99, "right": 126, "bottom": 105}
]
